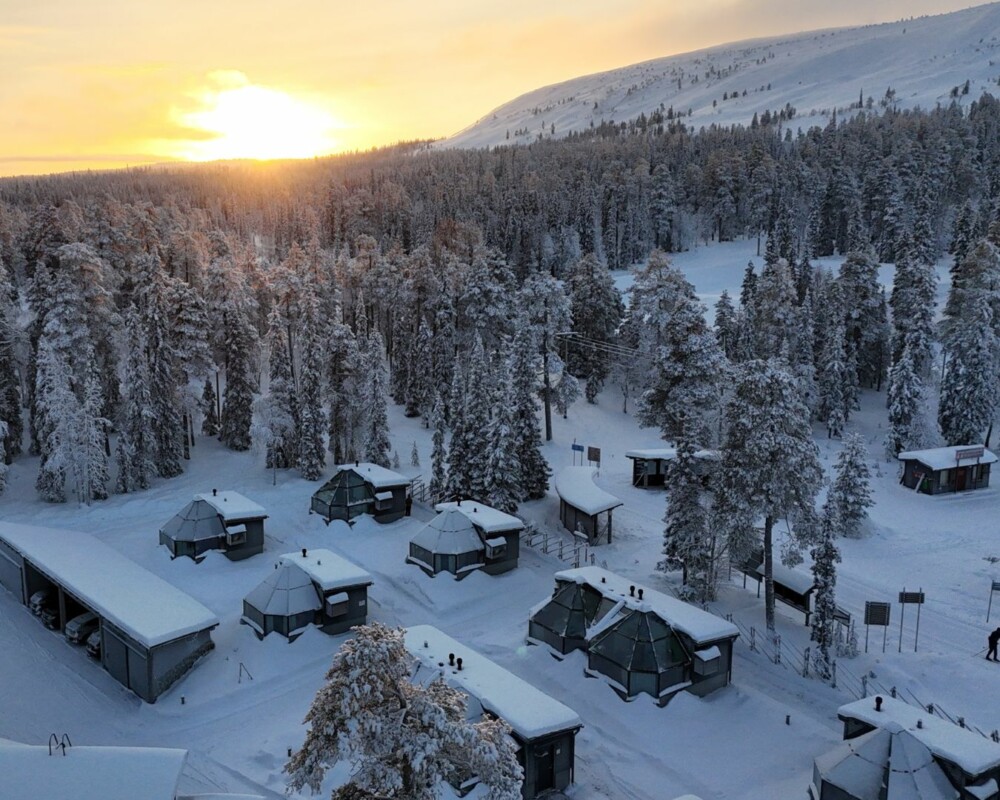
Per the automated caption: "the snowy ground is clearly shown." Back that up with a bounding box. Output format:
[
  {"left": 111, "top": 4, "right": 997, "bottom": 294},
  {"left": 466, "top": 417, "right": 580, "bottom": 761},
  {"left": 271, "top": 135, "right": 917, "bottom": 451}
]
[{"left": 0, "top": 239, "right": 997, "bottom": 799}]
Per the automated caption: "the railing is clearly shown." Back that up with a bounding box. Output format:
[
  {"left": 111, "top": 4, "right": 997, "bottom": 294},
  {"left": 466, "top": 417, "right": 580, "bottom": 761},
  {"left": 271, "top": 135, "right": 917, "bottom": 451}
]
[{"left": 520, "top": 524, "right": 595, "bottom": 569}]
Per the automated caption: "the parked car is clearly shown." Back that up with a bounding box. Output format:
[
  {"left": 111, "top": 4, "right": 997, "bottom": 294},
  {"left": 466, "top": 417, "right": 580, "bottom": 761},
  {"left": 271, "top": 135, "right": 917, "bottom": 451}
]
[
  {"left": 40, "top": 606, "right": 59, "bottom": 630},
  {"left": 65, "top": 611, "right": 99, "bottom": 644},
  {"left": 29, "top": 589, "right": 51, "bottom": 615},
  {"left": 85, "top": 629, "right": 102, "bottom": 659}
]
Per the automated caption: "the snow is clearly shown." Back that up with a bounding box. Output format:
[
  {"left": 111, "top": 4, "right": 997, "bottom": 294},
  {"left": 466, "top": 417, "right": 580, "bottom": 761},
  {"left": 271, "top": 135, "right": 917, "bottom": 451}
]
[
  {"left": 243, "top": 563, "right": 321, "bottom": 617},
  {"left": 554, "top": 567, "right": 739, "bottom": 645},
  {"left": 748, "top": 559, "right": 816, "bottom": 596},
  {"left": 838, "top": 697, "right": 1000, "bottom": 776},
  {"left": 404, "top": 625, "right": 583, "bottom": 740},
  {"left": 445, "top": 4, "right": 1000, "bottom": 149},
  {"left": 625, "top": 449, "right": 719, "bottom": 462},
  {"left": 897, "top": 447, "right": 999, "bottom": 472},
  {"left": 373, "top": 490, "right": 393, "bottom": 501},
  {"left": 694, "top": 647, "right": 721, "bottom": 662},
  {"left": 195, "top": 491, "right": 267, "bottom": 522},
  {"left": 435, "top": 500, "right": 525, "bottom": 534},
  {"left": 411, "top": 509, "right": 484, "bottom": 556},
  {"left": 279, "top": 549, "right": 373, "bottom": 592},
  {"left": 554, "top": 466, "right": 623, "bottom": 515},
  {"left": 0, "top": 522, "right": 219, "bottom": 648},
  {"left": 968, "top": 779, "right": 1000, "bottom": 800},
  {"left": 0, "top": 739, "right": 187, "bottom": 800},
  {"left": 336, "top": 462, "right": 410, "bottom": 489}
]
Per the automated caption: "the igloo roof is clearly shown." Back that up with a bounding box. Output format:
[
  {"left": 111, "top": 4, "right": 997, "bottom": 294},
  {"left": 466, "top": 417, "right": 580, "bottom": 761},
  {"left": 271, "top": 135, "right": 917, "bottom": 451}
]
[
  {"left": 159, "top": 498, "right": 226, "bottom": 543},
  {"left": 244, "top": 562, "right": 321, "bottom": 617},
  {"left": 410, "top": 509, "right": 485, "bottom": 555}
]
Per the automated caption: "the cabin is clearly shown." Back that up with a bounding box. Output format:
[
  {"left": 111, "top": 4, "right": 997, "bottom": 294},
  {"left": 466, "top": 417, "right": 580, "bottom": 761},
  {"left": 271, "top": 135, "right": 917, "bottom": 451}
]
[
  {"left": 0, "top": 522, "right": 218, "bottom": 703},
  {"left": 159, "top": 490, "right": 267, "bottom": 561},
  {"left": 405, "top": 625, "right": 582, "bottom": 800},
  {"left": 625, "top": 448, "right": 721, "bottom": 488},
  {"left": 898, "top": 446, "right": 997, "bottom": 495},
  {"left": 407, "top": 500, "right": 523, "bottom": 579},
  {"left": 554, "top": 466, "right": 623, "bottom": 545},
  {"left": 243, "top": 548, "right": 373, "bottom": 639},
  {"left": 310, "top": 462, "right": 411, "bottom": 524},
  {"left": 528, "top": 567, "right": 739, "bottom": 704},
  {"left": 813, "top": 695, "right": 1000, "bottom": 800},
  {"left": 0, "top": 736, "right": 263, "bottom": 800}
]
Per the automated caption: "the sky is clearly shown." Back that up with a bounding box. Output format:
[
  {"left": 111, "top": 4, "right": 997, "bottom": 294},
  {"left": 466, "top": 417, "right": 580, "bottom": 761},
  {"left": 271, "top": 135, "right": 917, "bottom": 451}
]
[{"left": 0, "top": 0, "right": 986, "bottom": 177}]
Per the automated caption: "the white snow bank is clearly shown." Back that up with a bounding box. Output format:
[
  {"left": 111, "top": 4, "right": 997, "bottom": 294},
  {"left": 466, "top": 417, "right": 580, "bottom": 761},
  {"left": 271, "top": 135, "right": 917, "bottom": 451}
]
[
  {"left": 554, "top": 566, "right": 739, "bottom": 644},
  {"left": 280, "top": 549, "right": 373, "bottom": 591},
  {"left": 337, "top": 462, "right": 410, "bottom": 489},
  {"left": 435, "top": 500, "right": 524, "bottom": 533},
  {"left": 405, "top": 625, "right": 582, "bottom": 740},
  {"left": 838, "top": 696, "right": 1000, "bottom": 776},
  {"left": 0, "top": 522, "right": 218, "bottom": 648},
  {"left": 554, "top": 466, "right": 623, "bottom": 515},
  {"left": 195, "top": 491, "right": 266, "bottom": 522},
  {"left": 897, "top": 446, "right": 998, "bottom": 472},
  {"left": 0, "top": 739, "right": 186, "bottom": 800}
]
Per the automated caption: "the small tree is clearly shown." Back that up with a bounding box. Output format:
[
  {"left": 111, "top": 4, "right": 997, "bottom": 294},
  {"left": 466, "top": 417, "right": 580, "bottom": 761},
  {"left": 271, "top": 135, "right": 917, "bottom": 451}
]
[
  {"left": 810, "top": 509, "right": 841, "bottom": 680},
  {"left": 200, "top": 378, "right": 219, "bottom": 437},
  {"left": 285, "top": 623, "right": 522, "bottom": 800},
  {"left": 826, "top": 432, "right": 874, "bottom": 539},
  {"left": 410, "top": 441, "right": 420, "bottom": 467},
  {"left": 429, "top": 393, "right": 448, "bottom": 502}
]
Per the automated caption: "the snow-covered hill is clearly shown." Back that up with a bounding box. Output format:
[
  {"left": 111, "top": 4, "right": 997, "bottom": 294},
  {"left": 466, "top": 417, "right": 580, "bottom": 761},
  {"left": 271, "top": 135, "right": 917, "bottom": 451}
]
[{"left": 445, "top": 3, "right": 1000, "bottom": 148}]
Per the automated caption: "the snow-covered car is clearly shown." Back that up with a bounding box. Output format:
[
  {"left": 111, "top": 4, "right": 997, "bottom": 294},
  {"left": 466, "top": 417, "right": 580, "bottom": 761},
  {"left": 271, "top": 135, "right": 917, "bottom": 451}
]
[
  {"left": 28, "top": 589, "right": 51, "bottom": 615},
  {"left": 85, "top": 629, "right": 101, "bottom": 659},
  {"left": 39, "top": 606, "right": 59, "bottom": 630},
  {"left": 65, "top": 611, "right": 99, "bottom": 644}
]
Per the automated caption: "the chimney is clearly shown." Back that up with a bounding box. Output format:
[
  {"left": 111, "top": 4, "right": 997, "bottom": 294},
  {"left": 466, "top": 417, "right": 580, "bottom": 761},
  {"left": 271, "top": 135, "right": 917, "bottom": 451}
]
[
  {"left": 317, "top": 559, "right": 322, "bottom": 565},
  {"left": 423, "top": 640, "right": 429, "bottom": 649},
  {"left": 302, "top": 548, "right": 308, "bottom": 558},
  {"left": 638, "top": 588, "right": 644, "bottom": 600},
  {"left": 213, "top": 488, "right": 217, "bottom": 497},
  {"left": 917, "top": 719, "right": 923, "bottom": 729},
  {"left": 448, "top": 653, "right": 455, "bottom": 667},
  {"left": 601, "top": 576, "right": 606, "bottom": 583},
  {"left": 473, "top": 507, "right": 477, "bottom": 513},
  {"left": 875, "top": 696, "right": 883, "bottom": 712},
  {"left": 629, "top": 585, "right": 636, "bottom": 597},
  {"left": 355, "top": 460, "right": 359, "bottom": 467},
  {"left": 458, "top": 498, "right": 462, "bottom": 506},
  {"left": 457, "top": 658, "right": 463, "bottom": 671}
]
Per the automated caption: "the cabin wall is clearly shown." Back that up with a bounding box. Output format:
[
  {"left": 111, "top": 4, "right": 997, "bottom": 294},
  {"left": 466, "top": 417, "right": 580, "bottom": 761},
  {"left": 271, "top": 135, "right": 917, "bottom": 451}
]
[
  {"left": 519, "top": 729, "right": 576, "bottom": 799},
  {"left": 0, "top": 539, "right": 25, "bottom": 603},
  {"left": 224, "top": 518, "right": 265, "bottom": 561},
  {"left": 559, "top": 500, "right": 597, "bottom": 543},
  {"left": 318, "top": 585, "right": 369, "bottom": 635},
  {"left": 150, "top": 628, "right": 215, "bottom": 701},
  {"left": 373, "top": 486, "right": 407, "bottom": 523}
]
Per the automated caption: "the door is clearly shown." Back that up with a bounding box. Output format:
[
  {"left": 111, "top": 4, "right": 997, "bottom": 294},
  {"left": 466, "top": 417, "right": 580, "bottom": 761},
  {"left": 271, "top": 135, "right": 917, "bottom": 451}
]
[
  {"left": 957, "top": 468, "right": 968, "bottom": 491},
  {"left": 533, "top": 743, "right": 555, "bottom": 793}
]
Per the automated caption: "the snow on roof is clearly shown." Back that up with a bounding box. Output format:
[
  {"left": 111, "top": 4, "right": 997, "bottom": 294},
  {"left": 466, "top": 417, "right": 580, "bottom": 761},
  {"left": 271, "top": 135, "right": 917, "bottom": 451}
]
[
  {"left": 435, "top": 500, "right": 524, "bottom": 534},
  {"left": 625, "top": 448, "right": 720, "bottom": 461},
  {"left": 160, "top": 499, "right": 227, "bottom": 543},
  {"left": 0, "top": 739, "right": 186, "bottom": 800},
  {"left": 553, "top": 567, "right": 739, "bottom": 645},
  {"left": 0, "top": 522, "right": 218, "bottom": 648},
  {"left": 897, "top": 446, "right": 998, "bottom": 472},
  {"left": 554, "top": 466, "right": 623, "bottom": 515},
  {"left": 279, "top": 549, "right": 373, "bottom": 592},
  {"left": 405, "top": 625, "right": 582, "bottom": 740},
  {"left": 838, "top": 696, "right": 1000, "bottom": 776},
  {"left": 244, "top": 562, "right": 321, "bottom": 617},
  {"left": 750, "top": 560, "right": 815, "bottom": 595},
  {"left": 194, "top": 491, "right": 267, "bottom": 522},
  {"left": 411, "top": 509, "right": 484, "bottom": 555},
  {"left": 336, "top": 462, "right": 411, "bottom": 489}
]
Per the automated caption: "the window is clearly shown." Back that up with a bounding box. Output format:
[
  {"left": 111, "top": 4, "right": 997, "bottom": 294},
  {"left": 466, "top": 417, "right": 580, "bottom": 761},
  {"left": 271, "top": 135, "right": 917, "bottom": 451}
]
[
  {"left": 225, "top": 525, "right": 247, "bottom": 546},
  {"left": 939, "top": 469, "right": 951, "bottom": 488}
]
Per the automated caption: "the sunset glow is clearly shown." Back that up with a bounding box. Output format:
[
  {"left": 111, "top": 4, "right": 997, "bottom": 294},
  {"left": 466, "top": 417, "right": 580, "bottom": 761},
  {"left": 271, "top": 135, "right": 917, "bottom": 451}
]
[{"left": 163, "top": 72, "right": 342, "bottom": 162}]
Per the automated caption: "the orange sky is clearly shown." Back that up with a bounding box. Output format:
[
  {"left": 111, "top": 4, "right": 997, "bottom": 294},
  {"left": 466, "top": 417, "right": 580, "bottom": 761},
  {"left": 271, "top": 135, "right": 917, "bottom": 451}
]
[{"left": 0, "top": 0, "right": 981, "bottom": 177}]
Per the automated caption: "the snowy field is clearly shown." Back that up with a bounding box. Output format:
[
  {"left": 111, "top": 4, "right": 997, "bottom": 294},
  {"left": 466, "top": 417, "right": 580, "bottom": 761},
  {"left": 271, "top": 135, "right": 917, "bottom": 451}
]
[{"left": 0, "top": 239, "right": 997, "bottom": 799}]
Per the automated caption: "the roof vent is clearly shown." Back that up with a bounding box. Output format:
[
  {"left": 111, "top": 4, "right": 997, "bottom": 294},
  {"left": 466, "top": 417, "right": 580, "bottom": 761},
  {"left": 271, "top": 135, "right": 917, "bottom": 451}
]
[
  {"left": 456, "top": 657, "right": 463, "bottom": 671},
  {"left": 638, "top": 588, "right": 644, "bottom": 600},
  {"left": 875, "top": 696, "right": 883, "bottom": 712},
  {"left": 457, "top": 498, "right": 462, "bottom": 506},
  {"left": 213, "top": 488, "right": 217, "bottom": 497},
  {"left": 601, "top": 576, "right": 606, "bottom": 583},
  {"left": 917, "top": 719, "right": 923, "bottom": 729},
  {"left": 355, "top": 460, "right": 359, "bottom": 467},
  {"left": 317, "top": 559, "right": 322, "bottom": 565},
  {"left": 629, "top": 585, "right": 636, "bottom": 597},
  {"left": 473, "top": 507, "right": 477, "bottom": 513},
  {"left": 448, "top": 653, "right": 455, "bottom": 666},
  {"left": 423, "top": 640, "right": 429, "bottom": 648},
  {"left": 302, "top": 548, "right": 308, "bottom": 558}
]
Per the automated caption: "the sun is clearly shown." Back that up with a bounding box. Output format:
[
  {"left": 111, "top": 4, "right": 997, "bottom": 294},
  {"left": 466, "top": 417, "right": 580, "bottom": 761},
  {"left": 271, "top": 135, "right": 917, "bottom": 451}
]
[{"left": 167, "top": 72, "right": 342, "bottom": 162}]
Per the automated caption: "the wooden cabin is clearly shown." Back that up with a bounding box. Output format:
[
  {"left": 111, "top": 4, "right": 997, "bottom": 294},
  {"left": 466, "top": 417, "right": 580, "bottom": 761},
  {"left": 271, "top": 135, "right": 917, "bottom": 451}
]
[
  {"left": 405, "top": 625, "right": 582, "bottom": 800},
  {"left": 554, "top": 466, "right": 623, "bottom": 545},
  {"left": 898, "top": 446, "right": 997, "bottom": 495},
  {"left": 311, "top": 463, "right": 411, "bottom": 524},
  {"left": 625, "top": 448, "right": 721, "bottom": 489}
]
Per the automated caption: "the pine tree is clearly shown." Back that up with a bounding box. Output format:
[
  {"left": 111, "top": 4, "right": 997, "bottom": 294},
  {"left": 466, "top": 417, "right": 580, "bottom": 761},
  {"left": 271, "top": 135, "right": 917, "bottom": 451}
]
[
  {"left": 884, "top": 344, "right": 932, "bottom": 457},
  {"left": 262, "top": 312, "right": 298, "bottom": 470},
  {"left": 33, "top": 338, "right": 75, "bottom": 502},
  {"left": 716, "top": 360, "right": 823, "bottom": 631},
  {"left": 0, "top": 260, "right": 22, "bottom": 460},
  {"left": 810, "top": 509, "right": 840, "bottom": 680},
  {"left": 938, "top": 293, "right": 998, "bottom": 445},
  {"left": 116, "top": 314, "right": 157, "bottom": 493},
  {"left": 220, "top": 304, "right": 257, "bottom": 452},
  {"left": 285, "top": 623, "right": 523, "bottom": 800},
  {"left": 429, "top": 392, "right": 448, "bottom": 502},
  {"left": 508, "top": 320, "right": 550, "bottom": 500},
  {"left": 392, "top": 450, "right": 401, "bottom": 469},
  {"left": 660, "top": 441, "right": 716, "bottom": 602},
  {"left": 817, "top": 316, "right": 848, "bottom": 438},
  {"left": 713, "top": 290, "right": 738, "bottom": 359},
  {"left": 565, "top": 253, "right": 623, "bottom": 403},
  {"left": 297, "top": 300, "right": 327, "bottom": 481},
  {"left": 200, "top": 379, "right": 219, "bottom": 436},
  {"left": 484, "top": 375, "right": 521, "bottom": 514},
  {"left": 410, "top": 441, "right": 420, "bottom": 467},
  {"left": 363, "top": 332, "right": 392, "bottom": 468},
  {"left": 0, "top": 420, "right": 7, "bottom": 495},
  {"left": 826, "top": 432, "right": 874, "bottom": 539}
]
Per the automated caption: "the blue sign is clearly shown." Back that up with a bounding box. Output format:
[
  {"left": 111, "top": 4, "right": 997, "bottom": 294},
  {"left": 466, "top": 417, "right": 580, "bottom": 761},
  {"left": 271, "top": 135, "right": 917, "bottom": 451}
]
[{"left": 571, "top": 443, "right": 585, "bottom": 452}]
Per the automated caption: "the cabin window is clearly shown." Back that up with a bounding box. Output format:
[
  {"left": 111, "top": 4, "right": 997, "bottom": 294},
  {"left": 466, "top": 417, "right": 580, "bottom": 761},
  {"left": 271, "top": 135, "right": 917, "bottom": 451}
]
[
  {"left": 225, "top": 525, "right": 247, "bottom": 546},
  {"left": 939, "top": 469, "right": 951, "bottom": 488},
  {"left": 485, "top": 540, "right": 506, "bottom": 560}
]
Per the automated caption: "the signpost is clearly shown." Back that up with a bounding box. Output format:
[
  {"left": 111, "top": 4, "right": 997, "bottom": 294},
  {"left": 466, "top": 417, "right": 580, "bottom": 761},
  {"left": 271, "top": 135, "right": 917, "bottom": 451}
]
[
  {"left": 956, "top": 446, "right": 985, "bottom": 461},
  {"left": 571, "top": 441, "right": 584, "bottom": 465},
  {"left": 988, "top": 580, "right": 1000, "bottom": 622},
  {"left": 587, "top": 446, "right": 601, "bottom": 466},
  {"left": 864, "top": 601, "right": 891, "bottom": 653},
  {"left": 898, "top": 588, "right": 926, "bottom": 653}
]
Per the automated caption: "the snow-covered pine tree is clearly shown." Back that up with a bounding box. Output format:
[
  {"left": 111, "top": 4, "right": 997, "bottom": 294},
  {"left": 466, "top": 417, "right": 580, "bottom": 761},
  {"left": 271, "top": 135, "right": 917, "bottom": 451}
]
[
  {"left": 713, "top": 289, "right": 738, "bottom": 360},
  {"left": 220, "top": 303, "right": 257, "bottom": 452},
  {"left": 751, "top": 257, "right": 798, "bottom": 359},
  {"left": 838, "top": 250, "right": 889, "bottom": 390},
  {"left": 33, "top": 337, "right": 75, "bottom": 502},
  {"left": 884, "top": 344, "right": 931, "bottom": 458},
  {"left": 660, "top": 440, "right": 716, "bottom": 602},
  {"left": 484, "top": 375, "right": 521, "bottom": 514},
  {"left": 116, "top": 313, "right": 157, "bottom": 493},
  {"left": 0, "top": 420, "right": 7, "bottom": 495},
  {"left": 72, "top": 371, "right": 109, "bottom": 503},
  {"left": 363, "top": 331, "right": 392, "bottom": 469},
  {"left": 716, "top": 359, "right": 823, "bottom": 631},
  {"left": 285, "top": 623, "right": 522, "bottom": 800},
  {"left": 327, "top": 319, "right": 361, "bottom": 465},
  {"left": 429, "top": 392, "right": 448, "bottom": 502},
  {"left": 817, "top": 315, "right": 848, "bottom": 438},
  {"left": 392, "top": 450, "right": 401, "bottom": 469},
  {"left": 445, "top": 359, "right": 470, "bottom": 500},
  {"left": 200, "top": 378, "right": 219, "bottom": 437},
  {"left": 0, "top": 259, "right": 22, "bottom": 460},
  {"left": 565, "top": 253, "right": 623, "bottom": 403},
  {"left": 297, "top": 298, "right": 327, "bottom": 481},
  {"left": 508, "top": 319, "right": 550, "bottom": 500},
  {"left": 262, "top": 311, "right": 298, "bottom": 470},
  {"left": 826, "top": 432, "right": 874, "bottom": 539},
  {"left": 889, "top": 238, "right": 937, "bottom": 377},
  {"left": 810, "top": 509, "right": 841, "bottom": 680},
  {"left": 938, "top": 293, "right": 998, "bottom": 445}
]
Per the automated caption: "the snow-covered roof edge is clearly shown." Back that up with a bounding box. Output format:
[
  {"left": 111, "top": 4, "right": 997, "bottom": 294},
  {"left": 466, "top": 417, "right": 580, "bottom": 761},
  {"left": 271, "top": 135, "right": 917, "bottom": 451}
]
[
  {"left": 897, "top": 446, "right": 998, "bottom": 471},
  {"left": 194, "top": 491, "right": 267, "bottom": 522},
  {"left": 335, "top": 462, "right": 411, "bottom": 489},
  {"left": 554, "top": 466, "right": 623, "bottom": 515},
  {"left": 435, "top": 501, "right": 525, "bottom": 534}
]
